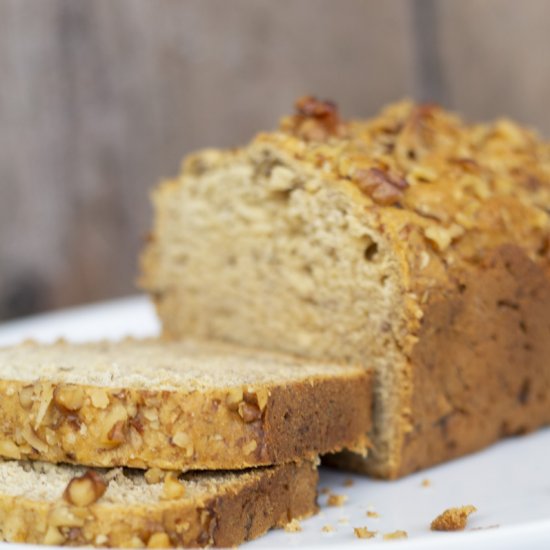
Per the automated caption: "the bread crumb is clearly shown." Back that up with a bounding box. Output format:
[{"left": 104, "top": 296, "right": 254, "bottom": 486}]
[
  {"left": 421, "top": 478, "right": 431, "bottom": 487},
  {"left": 354, "top": 527, "right": 377, "bottom": 539},
  {"left": 343, "top": 478, "right": 354, "bottom": 487},
  {"left": 321, "top": 525, "right": 334, "bottom": 533},
  {"left": 319, "top": 487, "right": 331, "bottom": 495},
  {"left": 366, "top": 510, "right": 380, "bottom": 518},
  {"left": 284, "top": 518, "right": 302, "bottom": 533},
  {"left": 327, "top": 493, "right": 348, "bottom": 507},
  {"left": 383, "top": 530, "right": 408, "bottom": 540},
  {"left": 338, "top": 517, "right": 349, "bottom": 525},
  {"left": 430, "top": 505, "right": 477, "bottom": 531}
]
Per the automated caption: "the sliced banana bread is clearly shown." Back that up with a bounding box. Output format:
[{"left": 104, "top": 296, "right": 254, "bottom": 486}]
[
  {"left": 0, "top": 458, "right": 318, "bottom": 547},
  {"left": 0, "top": 338, "right": 371, "bottom": 470}
]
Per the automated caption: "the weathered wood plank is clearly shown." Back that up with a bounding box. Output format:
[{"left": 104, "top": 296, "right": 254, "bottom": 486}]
[
  {"left": 436, "top": 0, "right": 550, "bottom": 133},
  {"left": 0, "top": 0, "right": 414, "bottom": 320}
]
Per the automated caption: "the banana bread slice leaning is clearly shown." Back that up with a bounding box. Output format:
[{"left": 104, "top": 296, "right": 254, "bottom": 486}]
[
  {"left": 0, "top": 338, "right": 371, "bottom": 470},
  {"left": 0, "top": 458, "right": 318, "bottom": 547},
  {"left": 141, "top": 97, "right": 550, "bottom": 478}
]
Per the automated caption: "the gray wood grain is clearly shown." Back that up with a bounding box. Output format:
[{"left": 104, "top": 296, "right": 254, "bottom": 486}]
[{"left": 0, "top": 0, "right": 548, "bottom": 320}]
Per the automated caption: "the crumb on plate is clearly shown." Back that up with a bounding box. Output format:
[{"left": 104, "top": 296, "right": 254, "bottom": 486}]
[
  {"left": 383, "top": 530, "right": 408, "bottom": 540},
  {"left": 430, "top": 505, "right": 477, "bottom": 531},
  {"left": 354, "top": 527, "right": 377, "bottom": 539},
  {"left": 284, "top": 518, "right": 302, "bottom": 533},
  {"left": 327, "top": 493, "right": 348, "bottom": 507},
  {"left": 321, "top": 525, "right": 335, "bottom": 533}
]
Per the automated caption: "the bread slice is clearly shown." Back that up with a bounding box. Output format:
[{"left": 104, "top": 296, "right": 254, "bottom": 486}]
[
  {"left": 0, "top": 458, "right": 318, "bottom": 547},
  {"left": 0, "top": 338, "right": 371, "bottom": 470},
  {"left": 140, "top": 97, "right": 550, "bottom": 478}
]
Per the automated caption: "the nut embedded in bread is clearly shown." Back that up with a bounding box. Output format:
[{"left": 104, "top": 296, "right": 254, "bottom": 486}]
[{"left": 141, "top": 97, "right": 550, "bottom": 478}]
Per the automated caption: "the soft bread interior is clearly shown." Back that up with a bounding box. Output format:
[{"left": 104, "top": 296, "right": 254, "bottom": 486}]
[{"left": 143, "top": 144, "right": 408, "bottom": 475}]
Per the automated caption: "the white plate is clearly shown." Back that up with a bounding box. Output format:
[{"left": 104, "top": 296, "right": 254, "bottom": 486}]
[{"left": 1, "top": 295, "right": 549, "bottom": 549}]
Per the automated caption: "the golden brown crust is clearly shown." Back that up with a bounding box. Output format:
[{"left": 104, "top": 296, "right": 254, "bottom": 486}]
[
  {"left": 0, "top": 461, "right": 318, "bottom": 547},
  {"left": 0, "top": 368, "right": 371, "bottom": 471},
  {"left": 430, "top": 505, "right": 477, "bottom": 531},
  {"left": 400, "top": 245, "right": 550, "bottom": 476}
]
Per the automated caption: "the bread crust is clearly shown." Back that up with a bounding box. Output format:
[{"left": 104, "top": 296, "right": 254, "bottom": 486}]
[
  {"left": 0, "top": 342, "right": 371, "bottom": 471},
  {"left": 0, "top": 460, "right": 318, "bottom": 547}
]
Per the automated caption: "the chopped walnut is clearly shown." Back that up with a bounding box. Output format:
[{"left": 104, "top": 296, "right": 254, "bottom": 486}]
[
  {"left": 172, "top": 431, "right": 194, "bottom": 457},
  {"left": 63, "top": 471, "right": 108, "bottom": 506},
  {"left": 145, "top": 468, "right": 165, "bottom": 485},
  {"left": 283, "top": 96, "right": 344, "bottom": 141},
  {"left": 327, "top": 493, "right": 347, "bottom": 507},
  {"left": 147, "top": 532, "right": 171, "bottom": 548},
  {"left": 430, "top": 505, "right": 477, "bottom": 531},
  {"left": 354, "top": 527, "right": 377, "bottom": 539},
  {"left": 355, "top": 167, "right": 408, "bottom": 206},
  {"left": 54, "top": 385, "right": 85, "bottom": 412},
  {"left": 44, "top": 526, "right": 65, "bottom": 545},
  {"left": 238, "top": 401, "right": 262, "bottom": 423},
  {"left": 162, "top": 472, "right": 186, "bottom": 500}
]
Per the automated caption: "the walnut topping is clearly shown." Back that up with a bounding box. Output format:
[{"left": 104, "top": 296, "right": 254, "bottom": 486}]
[
  {"left": 284, "top": 96, "right": 344, "bottom": 141},
  {"left": 44, "top": 525, "right": 65, "bottom": 545},
  {"left": 243, "top": 439, "right": 258, "bottom": 455},
  {"left": 21, "top": 425, "right": 48, "bottom": 453},
  {"left": 355, "top": 168, "right": 409, "bottom": 206},
  {"left": 63, "top": 471, "right": 108, "bottom": 507},
  {"left": 147, "top": 532, "right": 171, "bottom": 548},
  {"left": 327, "top": 493, "right": 348, "bottom": 507},
  {"left": 162, "top": 473, "right": 186, "bottom": 500},
  {"left": 19, "top": 385, "right": 35, "bottom": 410},
  {"left": 88, "top": 388, "right": 110, "bottom": 409},
  {"left": 54, "top": 385, "right": 85, "bottom": 412},
  {"left": 48, "top": 505, "right": 86, "bottom": 527},
  {"left": 238, "top": 401, "right": 262, "bottom": 423},
  {"left": 102, "top": 404, "right": 129, "bottom": 447},
  {"left": 107, "top": 420, "right": 126, "bottom": 446},
  {"left": 34, "top": 383, "right": 54, "bottom": 429},
  {"left": 172, "top": 431, "right": 194, "bottom": 457},
  {"left": 0, "top": 440, "right": 21, "bottom": 459},
  {"left": 430, "top": 505, "right": 477, "bottom": 531},
  {"left": 226, "top": 388, "right": 244, "bottom": 411}
]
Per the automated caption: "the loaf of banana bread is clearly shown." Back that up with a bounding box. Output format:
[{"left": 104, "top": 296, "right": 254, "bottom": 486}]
[{"left": 141, "top": 97, "right": 550, "bottom": 478}]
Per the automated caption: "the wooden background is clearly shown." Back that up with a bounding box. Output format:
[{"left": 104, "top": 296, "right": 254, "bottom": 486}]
[{"left": 1, "top": 0, "right": 550, "bottom": 320}]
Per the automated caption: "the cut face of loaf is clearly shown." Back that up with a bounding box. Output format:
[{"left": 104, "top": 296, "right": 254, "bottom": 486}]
[
  {"left": 0, "top": 459, "right": 318, "bottom": 547},
  {"left": 0, "top": 338, "right": 371, "bottom": 470},
  {"left": 141, "top": 98, "right": 550, "bottom": 478}
]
